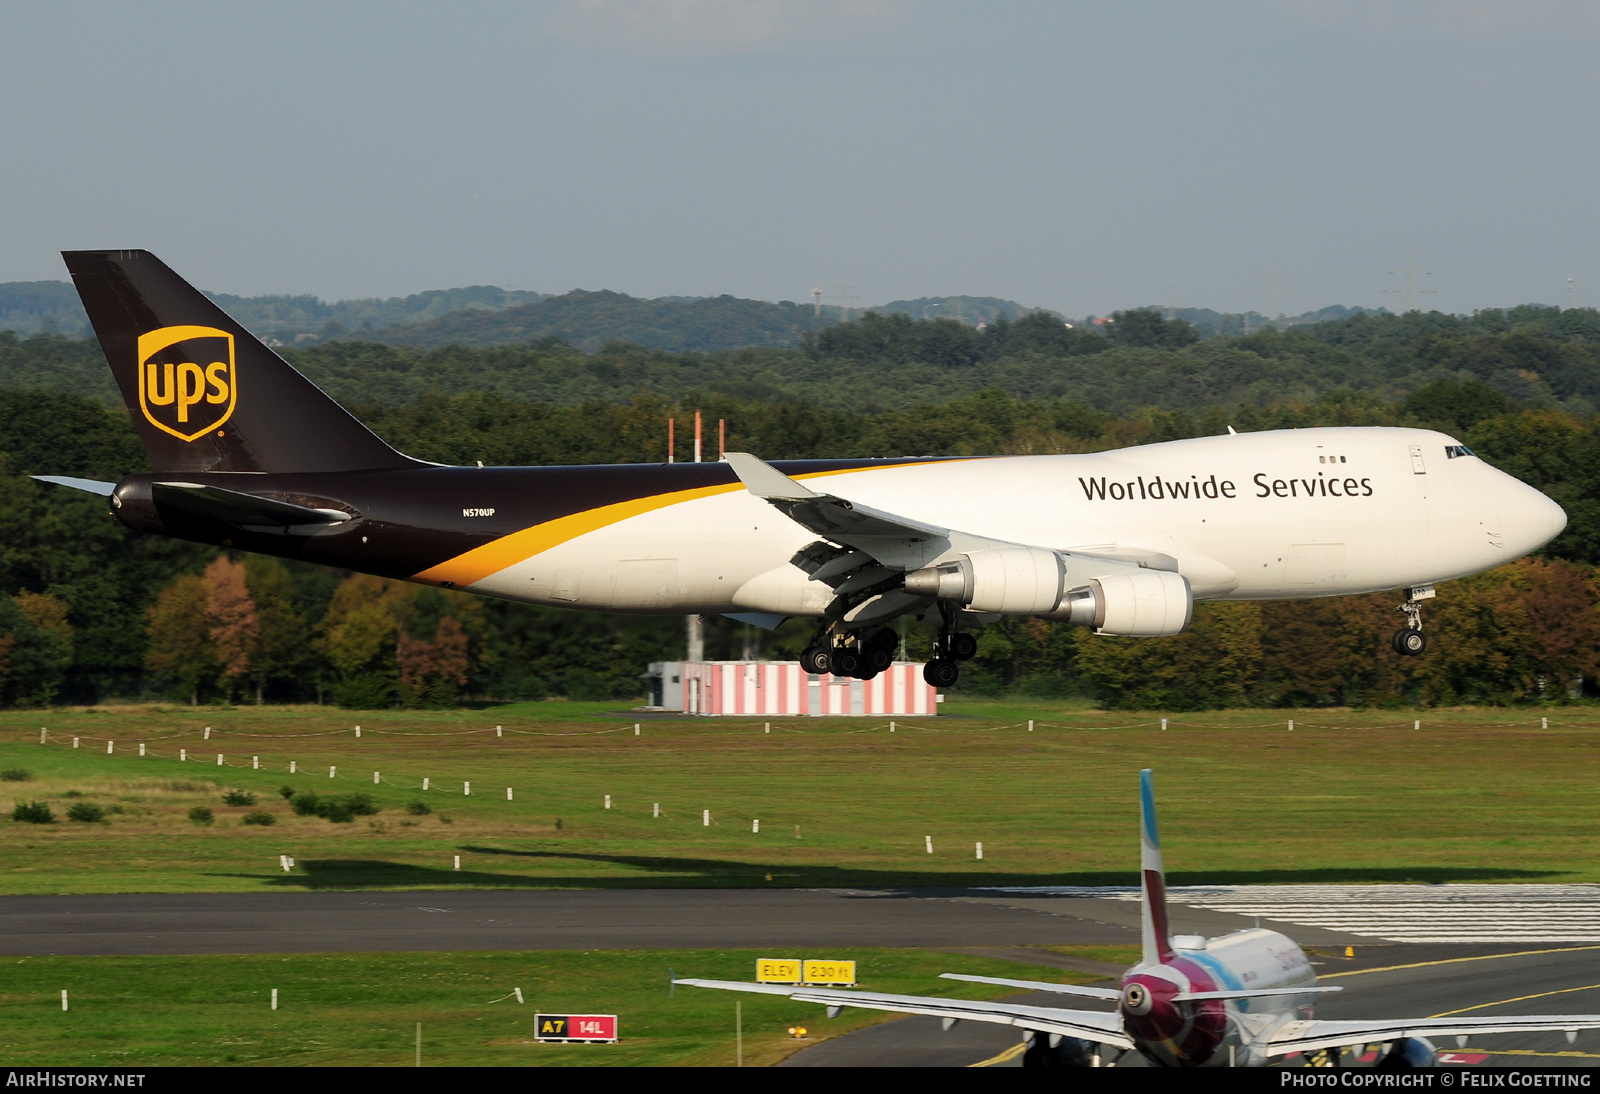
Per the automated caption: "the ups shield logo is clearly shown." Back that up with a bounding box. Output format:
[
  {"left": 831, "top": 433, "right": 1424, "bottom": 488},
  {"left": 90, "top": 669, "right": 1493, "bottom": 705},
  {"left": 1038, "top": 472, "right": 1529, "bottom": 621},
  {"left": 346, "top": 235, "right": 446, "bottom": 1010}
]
[{"left": 137, "top": 326, "right": 237, "bottom": 442}]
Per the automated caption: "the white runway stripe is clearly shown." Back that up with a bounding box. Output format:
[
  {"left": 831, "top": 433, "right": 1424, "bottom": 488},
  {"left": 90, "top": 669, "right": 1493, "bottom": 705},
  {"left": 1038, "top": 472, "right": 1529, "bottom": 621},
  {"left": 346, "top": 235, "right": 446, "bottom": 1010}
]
[{"left": 984, "top": 884, "right": 1600, "bottom": 943}]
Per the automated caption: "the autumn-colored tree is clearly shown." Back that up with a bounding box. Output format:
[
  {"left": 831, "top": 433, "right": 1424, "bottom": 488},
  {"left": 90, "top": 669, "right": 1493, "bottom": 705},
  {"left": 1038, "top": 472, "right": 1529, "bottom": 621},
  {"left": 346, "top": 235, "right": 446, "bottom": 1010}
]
[
  {"left": 145, "top": 575, "right": 215, "bottom": 704},
  {"left": 11, "top": 592, "right": 73, "bottom": 706},
  {"left": 320, "top": 574, "right": 419, "bottom": 708},
  {"left": 399, "top": 615, "right": 471, "bottom": 708},
  {"left": 203, "top": 556, "right": 259, "bottom": 703}
]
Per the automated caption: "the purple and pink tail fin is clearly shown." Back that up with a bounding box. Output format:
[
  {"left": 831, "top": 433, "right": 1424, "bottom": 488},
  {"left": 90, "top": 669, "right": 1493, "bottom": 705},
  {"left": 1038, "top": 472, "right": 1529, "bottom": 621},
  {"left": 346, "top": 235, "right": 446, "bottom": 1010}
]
[{"left": 1140, "top": 768, "right": 1174, "bottom": 967}]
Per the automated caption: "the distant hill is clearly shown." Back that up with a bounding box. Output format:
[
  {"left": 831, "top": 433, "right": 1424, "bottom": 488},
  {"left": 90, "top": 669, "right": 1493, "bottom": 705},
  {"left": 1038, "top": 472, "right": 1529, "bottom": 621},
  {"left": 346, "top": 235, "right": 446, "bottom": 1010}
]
[{"left": 0, "top": 280, "right": 546, "bottom": 340}]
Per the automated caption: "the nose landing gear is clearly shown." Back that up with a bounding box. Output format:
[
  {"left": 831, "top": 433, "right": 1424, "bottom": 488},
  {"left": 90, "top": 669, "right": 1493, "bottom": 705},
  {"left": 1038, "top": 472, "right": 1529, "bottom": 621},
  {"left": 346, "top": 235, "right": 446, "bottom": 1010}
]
[{"left": 1392, "top": 584, "right": 1434, "bottom": 657}]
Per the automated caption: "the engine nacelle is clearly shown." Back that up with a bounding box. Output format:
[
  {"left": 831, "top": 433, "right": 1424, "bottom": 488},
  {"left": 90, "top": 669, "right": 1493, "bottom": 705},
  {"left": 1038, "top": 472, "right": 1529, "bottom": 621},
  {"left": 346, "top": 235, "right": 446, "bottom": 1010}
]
[
  {"left": 903, "top": 548, "right": 1064, "bottom": 615},
  {"left": 902, "top": 551, "right": 1192, "bottom": 635},
  {"left": 1375, "top": 1037, "right": 1438, "bottom": 1070},
  {"left": 1042, "top": 569, "right": 1192, "bottom": 636}
]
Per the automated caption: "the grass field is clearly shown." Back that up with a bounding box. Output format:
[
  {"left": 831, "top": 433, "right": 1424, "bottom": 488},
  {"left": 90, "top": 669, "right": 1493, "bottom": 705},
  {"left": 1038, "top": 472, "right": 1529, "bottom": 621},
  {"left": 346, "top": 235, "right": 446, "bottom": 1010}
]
[
  {"left": 0, "top": 946, "right": 1137, "bottom": 1067},
  {"left": 1, "top": 698, "right": 1597, "bottom": 893}
]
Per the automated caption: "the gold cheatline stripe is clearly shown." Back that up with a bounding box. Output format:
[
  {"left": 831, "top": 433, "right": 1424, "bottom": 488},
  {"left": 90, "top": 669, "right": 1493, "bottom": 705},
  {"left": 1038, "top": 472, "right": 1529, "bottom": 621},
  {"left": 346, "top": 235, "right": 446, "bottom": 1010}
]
[
  {"left": 411, "top": 461, "right": 957, "bottom": 589},
  {"left": 413, "top": 482, "right": 741, "bottom": 587}
]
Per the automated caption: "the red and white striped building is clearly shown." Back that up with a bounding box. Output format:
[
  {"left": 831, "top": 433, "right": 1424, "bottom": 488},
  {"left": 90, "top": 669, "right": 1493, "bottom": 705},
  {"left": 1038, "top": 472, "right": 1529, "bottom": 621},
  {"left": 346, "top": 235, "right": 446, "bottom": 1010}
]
[{"left": 647, "top": 661, "right": 938, "bottom": 717}]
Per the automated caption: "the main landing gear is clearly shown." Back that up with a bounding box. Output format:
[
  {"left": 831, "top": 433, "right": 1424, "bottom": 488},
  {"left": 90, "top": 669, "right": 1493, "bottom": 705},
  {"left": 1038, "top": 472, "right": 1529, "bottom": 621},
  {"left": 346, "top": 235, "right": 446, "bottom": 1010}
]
[
  {"left": 1391, "top": 584, "right": 1434, "bottom": 657},
  {"left": 801, "top": 627, "right": 899, "bottom": 680},
  {"left": 922, "top": 604, "right": 978, "bottom": 687}
]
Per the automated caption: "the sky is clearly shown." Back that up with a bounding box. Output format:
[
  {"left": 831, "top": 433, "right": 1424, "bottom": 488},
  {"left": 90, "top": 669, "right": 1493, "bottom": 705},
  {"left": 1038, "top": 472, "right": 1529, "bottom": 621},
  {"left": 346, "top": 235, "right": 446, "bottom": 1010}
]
[{"left": 2, "top": 0, "right": 1599, "bottom": 316}]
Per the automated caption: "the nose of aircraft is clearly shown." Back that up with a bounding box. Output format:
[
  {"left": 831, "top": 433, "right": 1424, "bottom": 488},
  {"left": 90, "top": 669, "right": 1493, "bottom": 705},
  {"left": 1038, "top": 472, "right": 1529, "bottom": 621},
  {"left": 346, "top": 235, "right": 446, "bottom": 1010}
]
[{"left": 1492, "top": 470, "right": 1567, "bottom": 556}]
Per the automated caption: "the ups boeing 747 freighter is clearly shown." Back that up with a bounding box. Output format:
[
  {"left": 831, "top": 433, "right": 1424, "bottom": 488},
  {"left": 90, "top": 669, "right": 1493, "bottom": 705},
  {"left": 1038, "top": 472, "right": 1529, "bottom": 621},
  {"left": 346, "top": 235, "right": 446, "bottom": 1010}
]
[{"left": 40, "top": 251, "right": 1567, "bottom": 687}]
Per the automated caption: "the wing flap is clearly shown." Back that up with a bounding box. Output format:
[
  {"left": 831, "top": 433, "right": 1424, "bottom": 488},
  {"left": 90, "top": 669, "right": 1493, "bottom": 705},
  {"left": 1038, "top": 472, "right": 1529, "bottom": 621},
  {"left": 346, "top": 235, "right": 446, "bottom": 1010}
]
[{"left": 940, "top": 972, "right": 1122, "bottom": 1001}]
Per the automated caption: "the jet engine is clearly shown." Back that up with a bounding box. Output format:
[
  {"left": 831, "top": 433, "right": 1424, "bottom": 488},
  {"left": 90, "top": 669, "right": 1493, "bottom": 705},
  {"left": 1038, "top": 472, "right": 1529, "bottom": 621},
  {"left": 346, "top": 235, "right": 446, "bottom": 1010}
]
[
  {"left": 1374, "top": 1037, "right": 1438, "bottom": 1070},
  {"left": 903, "top": 551, "right": 1192, "bottom": 636}
]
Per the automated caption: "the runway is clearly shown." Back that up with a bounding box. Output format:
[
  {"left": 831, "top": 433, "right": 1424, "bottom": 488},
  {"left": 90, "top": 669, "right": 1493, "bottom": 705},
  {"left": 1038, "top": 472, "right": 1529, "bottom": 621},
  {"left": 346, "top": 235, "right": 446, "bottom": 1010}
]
[{"left": 8, "top": 884, "right": 1600, "bottom": 1067}]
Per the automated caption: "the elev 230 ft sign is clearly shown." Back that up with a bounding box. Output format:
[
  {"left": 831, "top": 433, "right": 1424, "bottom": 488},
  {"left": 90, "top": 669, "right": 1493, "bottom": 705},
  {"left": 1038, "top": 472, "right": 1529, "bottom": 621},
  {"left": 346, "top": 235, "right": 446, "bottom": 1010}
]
[{"left": 136, "top": 325, "right": 236, "bottom": 442}]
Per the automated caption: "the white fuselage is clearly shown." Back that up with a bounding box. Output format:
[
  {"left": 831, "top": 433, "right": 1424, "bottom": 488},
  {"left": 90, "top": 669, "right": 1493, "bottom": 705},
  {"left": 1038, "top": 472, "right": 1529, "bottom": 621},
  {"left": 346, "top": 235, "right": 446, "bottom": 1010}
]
[{"left": 471, "top": 427, "right": 1565, "bottom": 615}]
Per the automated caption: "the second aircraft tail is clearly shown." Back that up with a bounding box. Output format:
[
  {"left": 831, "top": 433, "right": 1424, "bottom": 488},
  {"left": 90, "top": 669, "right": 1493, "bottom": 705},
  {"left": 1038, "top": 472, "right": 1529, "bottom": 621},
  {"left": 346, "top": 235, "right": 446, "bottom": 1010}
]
[{"left": 1140, "top": 768, "right": 1175, "bottom": 967}]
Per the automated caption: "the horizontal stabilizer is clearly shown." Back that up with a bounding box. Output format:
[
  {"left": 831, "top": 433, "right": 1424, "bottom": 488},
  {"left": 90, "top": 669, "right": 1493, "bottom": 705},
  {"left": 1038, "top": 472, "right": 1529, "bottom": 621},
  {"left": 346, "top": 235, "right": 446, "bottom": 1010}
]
[
  {"left": 152, "top": 481, "right": 351, "bottom": 529},
  {"left": 32, "top": 475, "right": 116, "bottom": 496},
  {"left": 939, "top": 973, "right": 1121, "bottom": 1000}
]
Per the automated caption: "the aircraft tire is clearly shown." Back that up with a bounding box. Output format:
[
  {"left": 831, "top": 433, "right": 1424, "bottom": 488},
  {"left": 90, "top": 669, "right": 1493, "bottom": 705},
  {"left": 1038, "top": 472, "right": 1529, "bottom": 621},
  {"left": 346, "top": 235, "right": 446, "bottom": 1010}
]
[
  {"left": 924, "top": 659, "right": 959, "bottom": 688},
  {"left": 833, "top": 649, "right": 864, "bottom": 676},
  {"left": 801, "top": 646, "right": 832, "bottom": 674},
  {"left": 949, "top": 632, "right": 978, "bottom": 661},
  {"left": 865, "top": 647, "right": 892, "bottom": 672},
  {"left": 869, "top": 628, "right": 899, "bottom": 653},
  {"left": 1393, "top": 628, "right": 1426, "bottom": 656}
]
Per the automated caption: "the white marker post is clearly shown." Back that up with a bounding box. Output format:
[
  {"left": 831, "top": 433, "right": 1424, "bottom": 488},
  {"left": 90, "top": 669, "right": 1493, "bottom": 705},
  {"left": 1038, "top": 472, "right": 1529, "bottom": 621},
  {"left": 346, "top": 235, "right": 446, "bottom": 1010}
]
[
  {"left": 653, "top": 803, "right": 660, "bottom": 818},
  {"left": 423, "top": 777, "right": 429, "bottom": 791},
  {"left": 453, "top": 855, "right": 461, "bottom": 871},
  {"left": 73, "top": 737, "right": 79, "bottom": 749},
  {"left": 217, "top": 754, "right": 224, "bottom": 766},
  {"left": 329, "top": 766, "right": 336, "bottom": 779},
  {"left": 39, "top": 728, "right": 46, "bottom": 744},
  {"left": 204, "top": 727, "right": 210, "bottom": 740},
  {"left": 1028, "top": 720, "right": 1034, "bottom": 732},
  {"left": 752, "top": 819, "right": 759, "bottom": 833},
  {"left": 179, "top": 748, "right": 185, "bottom": 762},
  {"left": 513, "top": 987, "right": 523, "bottom": 1004},
  {"left": 373, "top": 771, "right": 380, "bottom": 784},
  {"left": 505, "top": 786, "right": 514, "bottom": 801},
  {"left": 890, "top": 721, "right": 895, "bottom": 733},
  {"left": 1161, "top": 718, "right": 1168, "bottom": 731},
  {"left": 271, "top": 988, "right": 278, "bottom": 1010},
  {"left": 106, "top": 741, "right": 113, "bottom": 755},
  {"left": 1414, "top": 720, "right": 1420, "bottom": 730},
  {"left": 1288, "top": 720, "right": 1294, "bottom": 732},
  {"left": 61, "top": 990, "right": 68, "bottom": 1012},
  {"left": 355, "top": 726, "right": 361, "bottom": 738},
  {"left": 280, "top": 855, "right": 290, "bottom": 873},
  {"left": 976, "top": 842, "right": 983, "bottom": 859},
  {"left": 1544, "top": 717, "right": 1550, "bottom": 729},
  {"left": 925, "top": 836, "right": 933, "bottom": 854},
  {"left": 765, "top": 722, "right": 770, "bottom": 734},
  {"left": 140, "top": 743, "right": 146, "bottom": 757},
  {"left": 496, "top": 725, "right": 502, "bottom": 738},
  {"left": 634, "top": 723, "right": 640, "bottom": 736},
  {"left": 290, "top": 761, "right": 296, "bottom": 774},
  {"left": 604, "top": 795, "right": 611, "bottom": 810},
  {"left": 703, "top": 809, "right": 710, "bottom": 827},
  {"left": 252, "top": 756, "right": 258, "bottom": 769},
  {"left": 463, "top": 782, "right": 470, "bottom": 796}
]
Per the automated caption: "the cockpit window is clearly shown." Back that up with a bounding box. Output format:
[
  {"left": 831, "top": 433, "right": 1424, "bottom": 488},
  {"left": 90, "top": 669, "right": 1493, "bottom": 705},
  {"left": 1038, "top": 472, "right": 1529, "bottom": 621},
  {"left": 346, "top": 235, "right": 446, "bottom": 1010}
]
[{"left": 1444, "top": 445, "right": 1475, "bottom": 459}]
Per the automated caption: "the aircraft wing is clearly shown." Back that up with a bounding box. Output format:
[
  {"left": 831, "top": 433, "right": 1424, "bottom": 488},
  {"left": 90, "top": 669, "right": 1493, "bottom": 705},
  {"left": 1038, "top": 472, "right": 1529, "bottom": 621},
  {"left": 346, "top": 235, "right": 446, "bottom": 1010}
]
[
  {"left": 675, "top": 977, "right": 1132, "bottom": 1049},
  {"left": 723, "top": 452, "right": 952, "bottom": 543},
  {"left": 1264, "top": 1015, "right": 1600, "bottom": 1057}
]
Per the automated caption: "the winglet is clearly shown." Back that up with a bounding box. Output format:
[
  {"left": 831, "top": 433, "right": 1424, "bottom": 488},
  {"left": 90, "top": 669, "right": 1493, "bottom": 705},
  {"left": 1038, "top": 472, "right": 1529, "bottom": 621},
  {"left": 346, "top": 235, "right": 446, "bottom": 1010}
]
[
  {"left": 1140, "top": 768, "right": 1174, "bottom": 966},
  {"left": 723, "top": 452, "right": 819, "bottom": 501}
]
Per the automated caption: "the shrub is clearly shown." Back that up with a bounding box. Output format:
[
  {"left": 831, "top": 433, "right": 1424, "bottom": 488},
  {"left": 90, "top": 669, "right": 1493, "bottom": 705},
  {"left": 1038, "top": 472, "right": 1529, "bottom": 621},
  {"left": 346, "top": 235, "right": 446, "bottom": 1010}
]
[
  {"left": 279, "top": 785, "right": 295, "bottom": 800},
  {"left": 222, "top": 790, "right": 257, "bottom": 807},
  {"left": 241, "top": 811, "right": 275, "bottom": 826},
  {"left": 12, "top": 801, "right": 53, "bottom": 823},
  {"left": 0, "top": 767, "right": 31, "bottom": 782},
  {"left": 64, "top": 789, "right": 82, "bottom": 798},
  {"left": 319, "top": 799, "right": 354, "bottom": 823},
  {"left": 405, "top": 801, "right": 432, "bottom": 816},
  {"left": 66, "top": 802, "right": 105, "bottom": 823},
  {"left": 291, "top": 792, "right": 376, "bottom": 823},
  {"left": 188, "top": 806, "right": 214, "bottom": 825}
]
